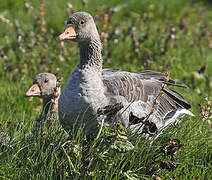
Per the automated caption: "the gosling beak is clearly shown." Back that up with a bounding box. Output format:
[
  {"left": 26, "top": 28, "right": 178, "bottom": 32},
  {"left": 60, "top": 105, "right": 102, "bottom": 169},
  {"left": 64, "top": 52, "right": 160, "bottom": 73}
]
[
  {"left": 57, "top": 25, "right": 77, "bottom": 41},
  {"left": 25, "top": 84, "right": 41, "bottom": 97}
]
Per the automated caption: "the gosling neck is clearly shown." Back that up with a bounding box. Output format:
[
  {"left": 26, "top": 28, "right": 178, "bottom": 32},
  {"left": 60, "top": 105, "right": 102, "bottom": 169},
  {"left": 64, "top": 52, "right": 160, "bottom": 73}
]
[
  {"left": 41, "top": 88, "right": 61, "bottom": 119},
  {"left": 42, "top": 96, "right": 53, "bottom": 119},
  {"left": 78, "top": 39, "right": 103, "bottom": 72}
]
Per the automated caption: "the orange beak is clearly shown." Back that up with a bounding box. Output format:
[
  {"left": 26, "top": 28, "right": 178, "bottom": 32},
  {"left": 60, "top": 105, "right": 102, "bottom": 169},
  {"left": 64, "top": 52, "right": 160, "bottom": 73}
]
[
  {"left": 57, "top": 26, "right": 77, "bottom": 41},
  {"left": 25, "top": 84, "right": 41, "bottom": 97}
]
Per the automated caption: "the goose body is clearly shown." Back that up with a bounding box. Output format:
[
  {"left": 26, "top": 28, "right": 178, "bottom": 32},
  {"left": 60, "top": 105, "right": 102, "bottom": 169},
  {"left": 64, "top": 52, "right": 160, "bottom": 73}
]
[{"left": 58, "top": 12, "right": 193, "bottom": 135}]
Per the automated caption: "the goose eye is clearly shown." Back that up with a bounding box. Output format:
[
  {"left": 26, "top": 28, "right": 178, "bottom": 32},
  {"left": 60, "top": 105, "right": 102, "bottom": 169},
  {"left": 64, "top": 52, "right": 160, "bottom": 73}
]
[
  {"left": 80, "top": 20, "right": 85, "bottom": 25},
  {"left": 44, "top": 79, "right": 49, "bottom": 83}
]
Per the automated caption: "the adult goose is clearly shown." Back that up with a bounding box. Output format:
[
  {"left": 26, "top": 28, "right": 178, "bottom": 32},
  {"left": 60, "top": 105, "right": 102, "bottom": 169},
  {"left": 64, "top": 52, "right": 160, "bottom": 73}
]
[
  {"left": 57, "top": 12, "right": 193, "bottom": 135},
  {"left": 25, "top": 73, "right": 61, "bottom": 120}
]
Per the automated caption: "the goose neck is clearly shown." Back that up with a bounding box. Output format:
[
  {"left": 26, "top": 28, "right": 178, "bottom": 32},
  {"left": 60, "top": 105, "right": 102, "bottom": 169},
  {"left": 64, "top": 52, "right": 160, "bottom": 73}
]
[{"left": 79, "top": 40, "right": 103, "bottom": 71}]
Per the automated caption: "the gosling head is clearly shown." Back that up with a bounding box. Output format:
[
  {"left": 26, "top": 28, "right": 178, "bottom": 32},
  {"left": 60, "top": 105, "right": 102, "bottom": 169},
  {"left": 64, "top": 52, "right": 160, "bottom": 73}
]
[{"left": 25, "top": 73, "right": 59, "bottom": 99}]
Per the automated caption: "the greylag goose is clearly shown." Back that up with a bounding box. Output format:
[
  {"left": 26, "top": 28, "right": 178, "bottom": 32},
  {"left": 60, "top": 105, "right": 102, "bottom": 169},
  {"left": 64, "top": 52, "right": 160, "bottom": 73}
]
[
  {"left": 25, "top": 73, "right": 61, "bottom": 120},
  {"left": 57, "top": 12, "right": 193, "bottom": 135}
]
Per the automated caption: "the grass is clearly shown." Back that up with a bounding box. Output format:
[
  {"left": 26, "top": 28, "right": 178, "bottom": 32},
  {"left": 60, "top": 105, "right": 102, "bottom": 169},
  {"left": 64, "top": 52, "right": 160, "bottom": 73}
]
[{"left": 0, "top": 0, "right": 212, "bottom": 179}]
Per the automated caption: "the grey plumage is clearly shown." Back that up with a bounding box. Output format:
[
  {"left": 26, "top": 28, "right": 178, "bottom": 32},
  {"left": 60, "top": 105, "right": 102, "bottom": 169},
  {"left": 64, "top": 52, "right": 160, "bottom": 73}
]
[{"left": 57, "top": 12, "right": 193, "bottom": 135}]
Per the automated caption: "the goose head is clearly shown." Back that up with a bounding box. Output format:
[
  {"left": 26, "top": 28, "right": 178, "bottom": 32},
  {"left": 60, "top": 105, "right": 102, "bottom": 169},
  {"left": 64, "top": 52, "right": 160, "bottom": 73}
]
[
  {"left": 25, "top": 73, "right": 58, "bottom": 99},
  {"left": 57, "top": 12, "right": 100, "bottom": 44}
]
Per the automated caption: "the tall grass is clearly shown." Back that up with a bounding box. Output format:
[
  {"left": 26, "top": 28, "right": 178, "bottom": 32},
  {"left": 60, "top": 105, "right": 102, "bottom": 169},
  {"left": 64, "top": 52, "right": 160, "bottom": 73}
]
[{"left": 0, "top": 0, "right": 211, "bottom": 179}]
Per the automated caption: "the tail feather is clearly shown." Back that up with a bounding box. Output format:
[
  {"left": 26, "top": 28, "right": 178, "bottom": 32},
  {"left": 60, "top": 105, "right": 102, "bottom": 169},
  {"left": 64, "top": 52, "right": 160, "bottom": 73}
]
[{"left": 162, "top": 88, "right": 191, "bottom": 109}]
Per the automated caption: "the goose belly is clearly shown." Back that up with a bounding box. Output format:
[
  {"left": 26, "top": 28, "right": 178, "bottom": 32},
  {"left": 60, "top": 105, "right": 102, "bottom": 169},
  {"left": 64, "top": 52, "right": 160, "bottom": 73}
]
[
  {"left": 58, "top": 69, "right": 108, "bottom": 132},
  {"left": 59, "top": 87, "right": 105, "bottom": 118}
]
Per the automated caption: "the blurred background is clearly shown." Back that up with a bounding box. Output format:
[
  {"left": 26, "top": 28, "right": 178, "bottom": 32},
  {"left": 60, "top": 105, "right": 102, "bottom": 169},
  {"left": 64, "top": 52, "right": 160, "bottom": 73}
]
[{"left": 0, "top": 0, "right": 211, "bottom": 178}]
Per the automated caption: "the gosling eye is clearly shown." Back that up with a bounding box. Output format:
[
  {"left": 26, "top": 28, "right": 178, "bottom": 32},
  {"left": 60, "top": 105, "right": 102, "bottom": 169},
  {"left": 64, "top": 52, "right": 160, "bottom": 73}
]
[{"left": 44, "top": 79, "right": 49, "bottom": 83}]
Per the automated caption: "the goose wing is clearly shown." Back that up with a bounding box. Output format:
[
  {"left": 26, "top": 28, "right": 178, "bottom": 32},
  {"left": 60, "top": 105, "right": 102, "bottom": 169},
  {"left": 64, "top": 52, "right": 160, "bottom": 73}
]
[
  {"left": 102, "top": 70, "right": 191, "bottom": 127},
  {"left": 103, "top": 71, "right": 163, "bottom": 103},
  {"left": 102, "top": 68, "right": 120, "bottom": 75}
]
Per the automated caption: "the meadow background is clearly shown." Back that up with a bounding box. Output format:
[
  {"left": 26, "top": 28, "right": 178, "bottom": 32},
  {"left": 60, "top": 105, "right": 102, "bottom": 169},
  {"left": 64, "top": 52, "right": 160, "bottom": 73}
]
[{"left": 0, "top": 0, "right": 212, "bottom": 179}]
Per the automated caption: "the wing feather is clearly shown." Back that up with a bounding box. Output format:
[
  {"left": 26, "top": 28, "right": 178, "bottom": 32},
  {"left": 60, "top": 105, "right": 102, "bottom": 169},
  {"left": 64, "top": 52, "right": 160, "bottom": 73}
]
[{"left": 102, "top": 70, "right": 191, "bottom": 128}]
